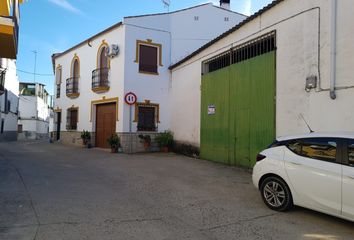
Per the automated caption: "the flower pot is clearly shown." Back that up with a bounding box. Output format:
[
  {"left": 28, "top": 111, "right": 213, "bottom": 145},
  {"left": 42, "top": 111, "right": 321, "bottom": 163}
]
[
  {"left": 162, "top": 146, "right": 169, "bottom": 153},
  {"left": 144, "top": 142, "right": 151, "bottom": 150},
  {"left": 111, "top": 147, "right": 118, "bottom": 153}
]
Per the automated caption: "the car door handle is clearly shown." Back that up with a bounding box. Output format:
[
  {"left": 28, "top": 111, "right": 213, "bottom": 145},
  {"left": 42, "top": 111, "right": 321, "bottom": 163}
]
[
  {"left": 289, "top": 161, "right": 302, "bottom": 166},
  {"left": 346, "top": 175, "right": 354, "bottom": 180}
]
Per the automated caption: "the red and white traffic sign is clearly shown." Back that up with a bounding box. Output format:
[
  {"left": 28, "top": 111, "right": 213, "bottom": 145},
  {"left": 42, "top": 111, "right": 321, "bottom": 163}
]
[{"left": 125, "top": 92, "right": 137, "bottom": 105}]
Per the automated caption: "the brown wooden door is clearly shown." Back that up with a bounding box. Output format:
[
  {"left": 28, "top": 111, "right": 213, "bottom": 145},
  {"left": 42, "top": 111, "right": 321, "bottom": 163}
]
[{"left": 96, "top": 103, "right": 116, "bottom": 148}]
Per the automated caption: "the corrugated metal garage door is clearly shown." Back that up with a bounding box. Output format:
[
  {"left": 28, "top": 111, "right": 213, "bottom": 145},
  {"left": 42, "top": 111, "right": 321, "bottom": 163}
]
[{"left": 200, "top": 32, "right": 276, "bottom": 167}]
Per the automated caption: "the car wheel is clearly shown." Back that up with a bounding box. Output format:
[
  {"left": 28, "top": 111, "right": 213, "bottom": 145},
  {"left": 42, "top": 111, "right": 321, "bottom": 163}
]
[{"left": 260, "top": 176, "right": 293, "bottom": 211}]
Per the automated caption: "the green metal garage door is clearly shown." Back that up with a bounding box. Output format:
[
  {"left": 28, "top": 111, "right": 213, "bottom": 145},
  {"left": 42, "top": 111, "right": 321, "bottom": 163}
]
[{"left": 201, "top": 33, "right": 276, "bottom": 167}]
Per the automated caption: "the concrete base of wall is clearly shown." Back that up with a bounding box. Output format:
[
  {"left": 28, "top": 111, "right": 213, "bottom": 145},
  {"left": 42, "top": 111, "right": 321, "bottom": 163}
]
[
  {"left": 52, "top": 131, "right": 161, "bottom": 153},
  {"left": 119, "top": 132, "right": 160, "bottom": 153},
  {"left": 57, "top": 131, "right": 84, "bottom": 147},
  {"left": 0, "top": 131, "right": 17, "bottom": 142},
  {"left": 18, "top": 132, "right": 49, "bottom": 141}
]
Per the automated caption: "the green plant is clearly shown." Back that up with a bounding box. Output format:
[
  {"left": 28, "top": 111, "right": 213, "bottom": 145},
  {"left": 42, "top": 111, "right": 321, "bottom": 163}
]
[
  {"left": 80, "top": 130, "right": 91, "bottom": 145},
  {"left": 107, "top": 134, "right": 120, "bottom": 149},
  {"left": 155, "top": 131, "right": 174, "bottom": 148},
  {"left": 138, "top": 134, "right": 151, "bottom": 144}
]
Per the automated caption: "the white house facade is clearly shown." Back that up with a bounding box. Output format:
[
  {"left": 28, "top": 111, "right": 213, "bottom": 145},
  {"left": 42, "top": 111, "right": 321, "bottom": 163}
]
[
  {"left": 170, "top": 0, "right": 354, "bottom": 167},
  {"left": 0, "top": 58, "right": 19, "bottom": 142},
  {"left": 52, "top": 3, "right": 246, "bottom": 151},
  {"left": 18, "top": 82, "right": 51, "bottom": 140}
]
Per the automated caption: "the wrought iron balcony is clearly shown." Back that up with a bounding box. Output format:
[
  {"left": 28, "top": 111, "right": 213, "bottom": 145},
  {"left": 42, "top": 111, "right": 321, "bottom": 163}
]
[
  {"left": 66, "top": 77, "right": 80, "bottom": 98},
  {"left": 92, "top": 68, "right": 110, "bottom": 93},
  {"left": 0, "top": 69, "right": 5, "bottom": 95}
]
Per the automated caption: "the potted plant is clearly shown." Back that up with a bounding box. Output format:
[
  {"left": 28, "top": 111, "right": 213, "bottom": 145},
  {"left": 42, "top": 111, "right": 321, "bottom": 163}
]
[
  {"left": 107, "top": 134, "right": 120, "bottom": 153},
  {"left": 139, "top": 134, "right": 151, "bottom": 150},
  {"left": 155, "top": 131, "right": 174, "bottom": 152},
  {"left": 80, "top": 130, "right": 91, "bottom": 148}
]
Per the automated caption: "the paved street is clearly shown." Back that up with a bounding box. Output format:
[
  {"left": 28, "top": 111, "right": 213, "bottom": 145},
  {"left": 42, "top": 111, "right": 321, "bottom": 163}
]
[{"left": 0, "top": 141, "right": 353, "bottom": 240}]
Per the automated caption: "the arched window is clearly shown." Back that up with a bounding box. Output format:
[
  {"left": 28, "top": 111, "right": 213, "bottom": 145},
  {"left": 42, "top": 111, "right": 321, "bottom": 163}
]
[
  {"left": 72, "top": 58, "right": 80, "bottom": 78},
  {"left": 92, "top": 42, "right": 110, "bottom": 92},
  {"left": 99, "top": 46, "right": 108, "bottom": 69},
  {"left": 66, "top": 55, "right": 80, "bottom": 98}
]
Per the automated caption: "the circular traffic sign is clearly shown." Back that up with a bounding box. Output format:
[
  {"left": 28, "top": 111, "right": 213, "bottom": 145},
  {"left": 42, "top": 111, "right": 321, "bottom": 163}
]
[{"left": 125, "top": 92, "right": 137, "bottom": 105}]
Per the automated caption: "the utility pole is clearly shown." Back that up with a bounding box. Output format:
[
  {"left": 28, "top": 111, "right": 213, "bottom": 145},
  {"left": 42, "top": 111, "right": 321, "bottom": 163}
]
[
  {"left": 32, "top": 50, "right": 37, "bottom": 83},
  {"left": 162, "top": 0, "right": 170, "bottom": 12}
]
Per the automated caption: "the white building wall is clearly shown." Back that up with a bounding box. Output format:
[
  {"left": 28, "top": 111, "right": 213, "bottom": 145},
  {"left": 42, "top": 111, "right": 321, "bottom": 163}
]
[
  {"left": 171, "top": 0, "right": 354, "bottom": 146},
  {"left": 18, "top": 94, "right": 51, "bottom": 139},
  {"left": 169, "top": 4, "right": 246, "bottom": 64},
  {"left": 122, "top": 23, "right": 171, "bottom": 133},
  {"left": 54, "top": 25, "right": 126, "bottom": 133},
  {"left": 0, "top": 59, "right": 19, "bottom": 141},
  {"left": 53, "top": 3, "right": 246, "bottom": 149}
]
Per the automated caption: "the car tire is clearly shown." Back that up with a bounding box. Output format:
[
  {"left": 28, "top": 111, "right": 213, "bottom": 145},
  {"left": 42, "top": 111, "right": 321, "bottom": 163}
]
[{"left": 260, "top": 176, "right": 293, "bottom": 212}]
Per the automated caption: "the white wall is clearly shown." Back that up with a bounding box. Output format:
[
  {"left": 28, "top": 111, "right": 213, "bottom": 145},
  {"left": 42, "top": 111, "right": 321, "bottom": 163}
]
[
  {"left": 54, "top": 3, "right": 246, "bottom": 136},
  {"left": 18, "top": 94, "right": 50, "bottom": 135},
  {"left": 171, "top": 0, "right": 354, "bottom": 146},
  {"left": 0, "top": 59, "right": 19, "bottom": 139},
  {"left": 54, "top": 25, "right": 126, "bottom": 133},
  {"left": 170, "top": 4, "right": 246, "bottom": 64},
  {"left": 122, "top": 23, "right": 171, "bottom": 133}
]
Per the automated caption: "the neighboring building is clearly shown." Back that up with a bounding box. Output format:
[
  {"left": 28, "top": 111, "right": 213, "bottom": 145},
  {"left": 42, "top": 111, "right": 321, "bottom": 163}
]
[
  {"left": 52, "top": 2, "right": 246, "bottom": 151},
  {"left": 0, "top": 0, "right": 25, "bottom": 59},
  {"left": 0, "top": 58, "right": 19, "bottom": 141},
  {"left": 170, "top": 0, "right": 354, "bottom": 167},
  {"left": 18, "top": 82, "right": 52, "bottom": 140}
]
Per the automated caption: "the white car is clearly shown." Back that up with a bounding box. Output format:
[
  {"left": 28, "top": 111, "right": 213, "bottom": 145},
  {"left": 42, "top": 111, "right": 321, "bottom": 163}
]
[{"left": 252, "top": 132, "right": 354, "bottom": 222}]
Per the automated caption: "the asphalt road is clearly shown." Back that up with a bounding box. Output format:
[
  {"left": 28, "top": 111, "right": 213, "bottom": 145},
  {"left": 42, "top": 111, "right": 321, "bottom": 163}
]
[{"left": 0, "top": 141, "right": 353, "bottom": 240}]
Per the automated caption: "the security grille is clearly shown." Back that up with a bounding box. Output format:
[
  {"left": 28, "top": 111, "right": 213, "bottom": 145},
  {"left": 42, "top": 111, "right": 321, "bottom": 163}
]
[{"left": 202, "top": 31, "right": 276, "bottom": 74}]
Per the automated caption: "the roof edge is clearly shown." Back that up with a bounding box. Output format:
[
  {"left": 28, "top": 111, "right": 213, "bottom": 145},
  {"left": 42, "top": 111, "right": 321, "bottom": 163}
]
[
  {"left": 124, "top": 3, "right": 212, "bottom": 19},
  {"left": 169, "top": 0, "right": 284, "bottom": 70},
  {"left": 52, "top": 21, "right": 123, "bottom": 60}
]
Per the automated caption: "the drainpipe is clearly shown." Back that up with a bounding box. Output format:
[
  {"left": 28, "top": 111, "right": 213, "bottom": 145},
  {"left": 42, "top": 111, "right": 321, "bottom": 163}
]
[{"left": 330, "top": 0, "right": 337, "bottom": 100}]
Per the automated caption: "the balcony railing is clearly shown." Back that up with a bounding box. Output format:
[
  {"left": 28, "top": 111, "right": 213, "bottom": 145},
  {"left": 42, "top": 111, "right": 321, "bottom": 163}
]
[
  {"left": 92, "top": 68, "right": 110, "bottom": 92},
  {"left": 0, "top": 69, "right": 5, "bottom": 95},
  {"left": 66, "top": 77, "right": 80, "bottom": 98}
]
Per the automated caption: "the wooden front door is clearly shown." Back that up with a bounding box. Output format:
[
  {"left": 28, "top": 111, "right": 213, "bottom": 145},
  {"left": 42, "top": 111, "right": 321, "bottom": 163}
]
[{"left": 96, "top": 103, "right": 116, "bottom": 148}]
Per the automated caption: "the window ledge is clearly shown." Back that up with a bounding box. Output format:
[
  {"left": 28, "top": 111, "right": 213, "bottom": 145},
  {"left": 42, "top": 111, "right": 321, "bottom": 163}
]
[
  {"left": 66, "top": 93, "right": 80, "bottom": 98},
  {"left": 139, "top": 70, "right": 159, "bottom": 76},
  {"left": 92, "top": 86, "right": 110, "bottom": 93}
]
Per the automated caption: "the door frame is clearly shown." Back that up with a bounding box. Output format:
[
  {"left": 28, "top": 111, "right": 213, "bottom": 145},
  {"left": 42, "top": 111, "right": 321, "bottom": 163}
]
[{"left": 95, "top": 102, "right": 117, "bottom": 148}]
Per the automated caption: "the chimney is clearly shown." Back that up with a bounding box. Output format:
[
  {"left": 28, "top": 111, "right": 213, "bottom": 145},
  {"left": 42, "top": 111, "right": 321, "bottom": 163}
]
[{"left": 220, "top": 0, "right": 230, "bottom": 10}]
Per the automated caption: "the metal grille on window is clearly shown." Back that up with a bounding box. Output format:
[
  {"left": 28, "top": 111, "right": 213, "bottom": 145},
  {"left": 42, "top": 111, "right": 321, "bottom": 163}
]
[
  {"left": 66, "top": 109, "right": 78, "bottom": 130},
  {"left": 137, "top": 107, "right": 156, "bottom": 131},
  {"left": 0, "top": 69, "right": 6, "bottom": 96},
  {"left": 202, "top": 31, "right": 276, "bottom": 74}
]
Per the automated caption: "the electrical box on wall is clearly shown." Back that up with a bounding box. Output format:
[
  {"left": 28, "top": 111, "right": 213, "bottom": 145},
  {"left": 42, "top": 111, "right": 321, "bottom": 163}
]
[{"left": 305, "top": 75, "right": 317, "bottom": 91}]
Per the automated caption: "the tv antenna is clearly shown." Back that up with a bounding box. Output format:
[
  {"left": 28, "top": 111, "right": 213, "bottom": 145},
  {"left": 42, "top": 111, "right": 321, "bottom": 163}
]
[
  {"left": 299, "top": 114, "right": 314, "bottom": 133},
  {"left": 162, "top": 0, "right": 170, "bottom": 12}
]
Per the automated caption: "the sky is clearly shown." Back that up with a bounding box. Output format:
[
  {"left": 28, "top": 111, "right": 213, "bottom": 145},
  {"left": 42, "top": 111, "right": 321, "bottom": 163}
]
[{"left": 16, "top": 0, "right": 273, "bottom": 95}]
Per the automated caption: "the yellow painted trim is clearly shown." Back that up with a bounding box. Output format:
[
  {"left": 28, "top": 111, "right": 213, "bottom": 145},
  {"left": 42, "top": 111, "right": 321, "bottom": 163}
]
[
  {"left": 0, "top": 0, "right": 10, "bottom": 16},
  {"left": 53, "top": 107, "right": 62, "bottom": 113},
  {"left": 135, "top": 39, "right": 163, "bottom": 67},
  {"left": 139, "top": 70, "right": 159, "bottom": 76},
  {"left": 71, "top": 54, "right": 80, "bottom": 77},
  {"left": 0, "top": 25, "right": 14, "bottom": 35},
  {"left": 96, "top": 40, "right": 111, "bottom": 69},
  {"left": 66, "top": 93, "right": 80, "bottom": 98},
  {"left": 133, "top": 100, "right": 160, "bottom": 124},
  {"left": 56, "top": 65, "right": 62, "bottom": 84},
  {"left": 92, "top": 86, "right": 110, "bottom": 93},
  {"left": 90, "top": 97, "right": 119, "bottom": 122}
]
